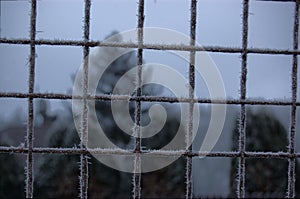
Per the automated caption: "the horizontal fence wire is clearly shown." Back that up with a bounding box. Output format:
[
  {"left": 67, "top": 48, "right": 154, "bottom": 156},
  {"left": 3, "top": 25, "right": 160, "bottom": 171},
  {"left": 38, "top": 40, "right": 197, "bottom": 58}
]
[
  {"left": 1, "top": 38, "right": 300, "bottom": 55},
  {"left": 0, "top": 146, "right": 299, "bottom": 158},
  {"left": 0, "top": 0, "right": 299, "bottom": 198},
  {"left": 2, "top": 92, "right": 300, "bottom": 106}
]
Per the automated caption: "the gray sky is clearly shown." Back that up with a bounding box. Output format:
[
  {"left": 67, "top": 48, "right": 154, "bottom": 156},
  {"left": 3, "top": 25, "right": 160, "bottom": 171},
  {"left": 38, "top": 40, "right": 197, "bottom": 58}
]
[
  {"left": 0, "top": 0, "right": 297, "bottom": 121},
  {"left": 0, "top": 0, "right": 294, "bottom": 119},
  {"left": 0, "top": 0, "right": 299, "bottom": 196}
]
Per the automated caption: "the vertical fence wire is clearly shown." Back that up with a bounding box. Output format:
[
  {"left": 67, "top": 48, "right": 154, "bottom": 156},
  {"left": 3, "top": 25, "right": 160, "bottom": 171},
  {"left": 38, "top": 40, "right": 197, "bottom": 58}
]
[
  {"left": 25, "top": 0, "right": 37, "bottom": 198},
  {"left": 79, "top": 0, "right": 91, "bottom": 198},
  {"left": 287, "top": 1, "right": 299, "bottom": 198},
  {"left": 0, "top": 0, "right": 2, "bottom": 38},
  {"left": 186, "top": 0, "right": 197, "bottom": 198},
  {"left": 237, "top": 0, "right": 249, "bottom": 198},
  {"left": 132, "top": 0, "right": 145, "bottom": 198}
]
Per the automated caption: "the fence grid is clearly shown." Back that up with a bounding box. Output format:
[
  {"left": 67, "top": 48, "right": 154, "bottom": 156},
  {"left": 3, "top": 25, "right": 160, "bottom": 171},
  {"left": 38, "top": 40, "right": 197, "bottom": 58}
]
[{"left": 0, "top": 0, "right": 299, "bottom": 198}]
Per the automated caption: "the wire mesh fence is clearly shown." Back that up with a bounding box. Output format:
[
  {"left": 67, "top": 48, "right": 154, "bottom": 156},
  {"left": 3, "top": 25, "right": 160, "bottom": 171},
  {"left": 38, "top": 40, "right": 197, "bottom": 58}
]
[{"left": 0, "top": 0, "right": 300, "bottom": 198}]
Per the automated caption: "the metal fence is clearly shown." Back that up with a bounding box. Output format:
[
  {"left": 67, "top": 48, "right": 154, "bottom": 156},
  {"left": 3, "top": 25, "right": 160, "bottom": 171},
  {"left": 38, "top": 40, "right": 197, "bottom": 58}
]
[{"left": 0, "top": 0, "right": 300, "bottom": 198}]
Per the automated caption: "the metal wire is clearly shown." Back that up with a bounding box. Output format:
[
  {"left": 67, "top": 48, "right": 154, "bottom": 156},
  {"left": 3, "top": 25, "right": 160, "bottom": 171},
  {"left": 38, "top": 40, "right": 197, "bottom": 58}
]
[
  {"left": 132, "top": 0, "right": 144, "bottom": 198},
  {"left": 236, "top": 0, "right": 249, "bottom": 198},
  {"left": 2, "top": 92, "right": 300, "bottom": 106},
  {"left": 0, "top": 0, "right": 299, "bottom": 198},
  {"left": 185, "top": 0, "right": 197, "bottom": 198},
  {"left": 1, "top": 37, "right": 300, "bottom": 54},
  {"left": 287, "top": 1, "right": 299, "bottom": 197},
  {"left": 25, "top": 0, "right": 36, "bottom": 198},
  {"left": 0, "top": 145, "right": 300, "bottom": 158},
  {"left": 78, "top": 1, "right": 91, "bottom": 198}
]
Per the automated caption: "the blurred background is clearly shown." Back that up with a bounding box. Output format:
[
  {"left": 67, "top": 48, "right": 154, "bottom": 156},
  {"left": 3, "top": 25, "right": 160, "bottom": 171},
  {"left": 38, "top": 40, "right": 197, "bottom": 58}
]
[{"left": 0, "top": 0, "right": 300, "bottom": 198}]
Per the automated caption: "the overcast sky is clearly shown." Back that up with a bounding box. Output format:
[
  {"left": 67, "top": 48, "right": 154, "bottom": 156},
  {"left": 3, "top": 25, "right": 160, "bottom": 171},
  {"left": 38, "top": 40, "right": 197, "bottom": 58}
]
[
  {"left": 0, "top": 0, "right": 297, "bottom": 119},
  {"left": 0, "top": 0, "right": 299, "bottom": 196},
  {"left": 0, "top": 1, "right": 298, "bottom": 157}
]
